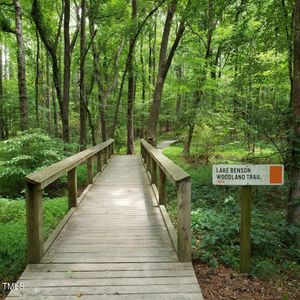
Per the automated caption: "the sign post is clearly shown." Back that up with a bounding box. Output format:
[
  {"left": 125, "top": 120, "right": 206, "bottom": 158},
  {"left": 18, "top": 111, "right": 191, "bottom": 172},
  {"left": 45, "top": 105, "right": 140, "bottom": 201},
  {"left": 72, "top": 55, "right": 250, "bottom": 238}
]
[
  {"left": 240, "top": 186, "right": 252, "bottom": 273},
  {"left": 212, "top": 164, "right": 284, "bottom": 273}
]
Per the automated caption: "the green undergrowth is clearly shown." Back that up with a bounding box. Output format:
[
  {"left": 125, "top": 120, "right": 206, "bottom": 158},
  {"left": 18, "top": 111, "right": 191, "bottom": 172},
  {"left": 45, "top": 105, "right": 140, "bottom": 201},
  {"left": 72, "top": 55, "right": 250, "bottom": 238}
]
[
  {"left": 163, "top": 142, "right": 300, "bottom": 279},
  {"left": 0, "top": 197, "right": 68, "bottom": 285}
]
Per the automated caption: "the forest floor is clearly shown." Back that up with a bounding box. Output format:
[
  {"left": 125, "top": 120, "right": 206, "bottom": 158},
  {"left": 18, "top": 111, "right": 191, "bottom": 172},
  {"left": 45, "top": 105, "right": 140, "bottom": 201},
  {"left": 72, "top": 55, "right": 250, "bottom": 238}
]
[{"left": 194, "top": 260, "right": 300, "bottom": 300}]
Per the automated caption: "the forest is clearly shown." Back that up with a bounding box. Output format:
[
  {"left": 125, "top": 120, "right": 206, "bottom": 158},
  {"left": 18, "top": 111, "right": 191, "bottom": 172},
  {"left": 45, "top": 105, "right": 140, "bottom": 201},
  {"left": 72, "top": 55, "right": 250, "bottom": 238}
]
[{"left": 0, "top": 0, "right": 300, "bottom": 299}]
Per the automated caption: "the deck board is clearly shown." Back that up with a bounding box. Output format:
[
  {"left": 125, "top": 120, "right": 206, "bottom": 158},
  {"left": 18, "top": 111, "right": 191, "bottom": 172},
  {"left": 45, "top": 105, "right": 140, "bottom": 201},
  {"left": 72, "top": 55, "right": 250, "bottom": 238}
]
[{"left": 7, "top": 155, "right": 203, "bottom": 299}]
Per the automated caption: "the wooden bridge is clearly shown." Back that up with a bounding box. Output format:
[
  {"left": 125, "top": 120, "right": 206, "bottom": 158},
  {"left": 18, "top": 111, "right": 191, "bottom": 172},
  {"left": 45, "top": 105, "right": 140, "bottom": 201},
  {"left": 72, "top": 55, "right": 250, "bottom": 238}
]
[{"left": 7, "top": 139, "right": 203, "bottom": 299}]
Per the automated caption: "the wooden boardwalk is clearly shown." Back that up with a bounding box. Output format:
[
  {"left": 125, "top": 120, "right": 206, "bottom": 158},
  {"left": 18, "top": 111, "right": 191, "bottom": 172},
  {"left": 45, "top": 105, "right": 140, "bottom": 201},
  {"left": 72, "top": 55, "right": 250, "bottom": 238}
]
[{"left": 8, "top": 155, "right": 203, "bottom": 299}]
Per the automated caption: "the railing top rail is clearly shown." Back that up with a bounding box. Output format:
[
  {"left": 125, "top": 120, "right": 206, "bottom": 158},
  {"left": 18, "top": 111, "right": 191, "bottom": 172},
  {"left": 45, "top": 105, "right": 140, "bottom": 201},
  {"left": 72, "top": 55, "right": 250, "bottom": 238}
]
[
  {"left": 26, "top": 139, "right": 114, "bottom": 189},
  {"left": 141, "top": 139, "right": 190, "bottom": 184}
]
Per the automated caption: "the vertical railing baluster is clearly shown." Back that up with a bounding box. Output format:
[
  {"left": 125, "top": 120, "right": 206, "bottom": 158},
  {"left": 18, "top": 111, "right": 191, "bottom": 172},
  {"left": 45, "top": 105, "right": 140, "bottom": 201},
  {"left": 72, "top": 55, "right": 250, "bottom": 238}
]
[
  {"left": 68, "top": 168, "right": 77, "bottom": 209},
  {"left": 159, "top": 167, "right": 166, "bottom": 205},
  {"left": 87, "top": 156, "right": 94, "bottom": 184}
]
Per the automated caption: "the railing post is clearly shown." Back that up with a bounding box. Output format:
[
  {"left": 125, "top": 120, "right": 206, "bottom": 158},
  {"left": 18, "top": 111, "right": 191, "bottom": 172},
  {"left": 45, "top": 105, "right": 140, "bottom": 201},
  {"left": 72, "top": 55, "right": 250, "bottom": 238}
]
[
  {"left": 177, "top": 179, "right": 192, "bottom": 262},
  {"left": 26, "top": 182, "right": 43, "bottom": 263},
  {"left": 87, "top": 156, "right": 94, "bottom": 184},
  {"left": 68, "top": 168, "right": 77, "bottom": 209},
  {"left": 147, "top": 153, "right": 151, "bottom": 173},
  {"left": 151, "top": 159, "right": 157, "bottom": 185},
  {"left": 141, "top": 144, "right": 145, "bottom": 162},
  {"left": 159, "top": 167, "right": 167, "bottom": 205},
  {"left": 97, "top": 151, "right": 102, "bottom": 172},
  {"left": 104, "top": 147, "right": 108, "bottom": 165},
  {"left": 108, "top": 144, "right": 111, "bottom": 159},
  {"left": 144, "top": 148, "right": 147, "bottom": 165}
]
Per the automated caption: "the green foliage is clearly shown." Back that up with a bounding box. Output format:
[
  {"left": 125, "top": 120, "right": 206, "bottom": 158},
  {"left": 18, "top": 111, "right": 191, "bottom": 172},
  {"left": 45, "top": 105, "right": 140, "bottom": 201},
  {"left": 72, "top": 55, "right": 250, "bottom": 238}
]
[
  {"left": 0, "top": 130, "right": 65, "bottom": 197},
  {"left": 0, "top": 197, "right": 67, "bottom": 283},
  {"left": 164, "top": 143, "right": 299, "bottom": 279}
]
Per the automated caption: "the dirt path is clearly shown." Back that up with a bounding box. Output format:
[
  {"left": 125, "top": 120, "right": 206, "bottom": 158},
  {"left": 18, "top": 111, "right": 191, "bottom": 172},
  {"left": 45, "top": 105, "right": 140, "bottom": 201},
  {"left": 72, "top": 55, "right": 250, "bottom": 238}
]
[{"left": 156, "top": 140, "right": 177, "bottom": 149}]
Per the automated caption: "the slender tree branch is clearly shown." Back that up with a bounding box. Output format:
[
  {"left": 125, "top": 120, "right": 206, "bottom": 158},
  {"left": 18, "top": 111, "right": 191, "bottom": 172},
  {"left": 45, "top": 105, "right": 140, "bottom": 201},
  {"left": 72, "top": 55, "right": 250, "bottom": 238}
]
[
  {"left": 80, "top": 29, "right": 97, "bottom": 70},
  {"left": 186, "top": 20, "right": 207, "bottom": 48},
  {"left": 54, "top": 8, "right": 63, "bottom": 47}
]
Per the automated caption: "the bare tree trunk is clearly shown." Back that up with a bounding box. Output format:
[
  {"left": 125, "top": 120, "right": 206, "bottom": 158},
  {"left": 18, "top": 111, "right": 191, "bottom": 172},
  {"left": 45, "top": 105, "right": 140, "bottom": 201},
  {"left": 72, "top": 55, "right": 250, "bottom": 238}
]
[
  {"left": 0, "top": 41, "right": 4, "bottom": 140},
  {"left": 127, "top": 0, "right": 137, "bottom": 154},
  {"left": 14, "top": 0, "right": 28, "bottom": 131},
  {"left": 79, "top": 0, "right": 87, "bottom": 150},
  {"left": 35, "top": 30, "right": 40, "bottom": 128},
  {"left": 63, "top": 0, "right": 71, "bottom": 143},
  {"left": 289, "top": 0, "right": 300, "bottom": 248}
]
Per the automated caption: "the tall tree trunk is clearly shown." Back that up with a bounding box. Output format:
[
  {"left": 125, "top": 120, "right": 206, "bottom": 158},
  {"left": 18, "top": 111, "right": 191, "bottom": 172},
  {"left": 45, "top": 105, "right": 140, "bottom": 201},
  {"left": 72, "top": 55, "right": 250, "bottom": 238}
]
[
  {"left": 63, "top": 0, "right": 71, "bottom": 143},
  {"left": 52, "top": 82, "right": 59, "bottom": 137},
  {"left": 32, "top": 0, "right": 64, "bottom": 137},
  {"left": 176, "top": 65, "right": 182, "bottom": 120},
  {"left": 140, "top": 39, "right": 146, "bottom": 138},
  {"left": 0, "top": 41, "right": 4, "bottom": 140},
  {"left": 127, "top": 0, "right": 137, "bottom": 154},
  {"left": 111, "top": 0, "right": 166, "bottom": 138},
  {"left": 46, "top": 52, "right": 51, "bottom": 133},
  {"left": 146, "top": 0, "right": 186, "bottom": 145},
  {"left": 289, "top": 0, "right": 300, "bottom": 248},
  {"left": 35, "top": 30, "right": 40, "bottom": 128},
  {"left": 14, "top": 0, "right": 28, "bottom": 131},
  {"left": 183, "top": 124, "right": 194, "bottom": 156},
  {"left": 79, "top": 0, "right": 87, "bottom": 150}
]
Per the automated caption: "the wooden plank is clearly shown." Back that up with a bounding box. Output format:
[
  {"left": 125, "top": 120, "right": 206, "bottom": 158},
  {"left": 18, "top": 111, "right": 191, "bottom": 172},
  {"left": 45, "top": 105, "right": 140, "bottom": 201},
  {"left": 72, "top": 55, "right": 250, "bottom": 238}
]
[
  {"left": 26, "top": 182, "right": 43, "bottom": 263},
  {"left": 9, "top": 284, "right": 201, "bottom": 297},
  {"left": 7, "top": 293, "right": 202, "bottom": 299},
  {"left": 16, "top": 277, "right": 198, "bottom": 287},
  {"left": 20, "top": 269, "right": 195, "bottom": 279},
  {"left": 48, "top": 246, "right": 175, "bottom": 256},
  {"left": 42, "top": 253, "right": 178, "bottom": 263},
  {"left": 25, "top": 262, "right": 193, "bottom": 272}
]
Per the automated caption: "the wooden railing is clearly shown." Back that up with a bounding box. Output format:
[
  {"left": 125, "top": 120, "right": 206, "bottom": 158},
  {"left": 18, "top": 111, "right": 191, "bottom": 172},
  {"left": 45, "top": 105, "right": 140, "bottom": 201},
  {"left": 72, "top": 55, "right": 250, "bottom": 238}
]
[
  {"left": 25, "top": 139, "right": 114, "bottom": 263},
  {"left": 140, "top": 139, "right": 191, "bottom": 262}
]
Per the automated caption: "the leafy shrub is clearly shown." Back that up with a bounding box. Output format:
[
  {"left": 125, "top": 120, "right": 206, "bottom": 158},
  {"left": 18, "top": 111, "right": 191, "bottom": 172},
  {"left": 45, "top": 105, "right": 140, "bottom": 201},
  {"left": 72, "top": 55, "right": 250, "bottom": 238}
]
[
  {"left": 192, "top": 206, "right": 240, "bottom": 269},
  {"left": 0, "top": 197, "right": 68, "bottom": 283},
  {"left": 0, "top": 130, "right": 65, "bottom": 197}
]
